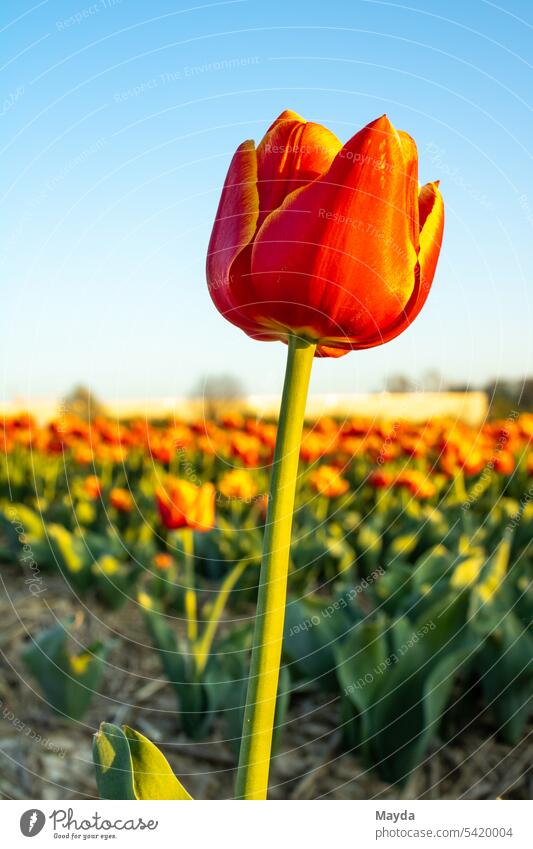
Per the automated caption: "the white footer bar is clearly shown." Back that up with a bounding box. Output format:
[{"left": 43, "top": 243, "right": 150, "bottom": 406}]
[{"left": 3, "top": 799, "right": 530, "bottom": 848}]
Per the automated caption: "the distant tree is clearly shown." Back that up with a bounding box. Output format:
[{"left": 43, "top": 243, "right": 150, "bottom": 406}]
[
  {"left": 516, "top": 377, "right": 533, "bottom": 410},
  {"left": 447, "top": 382, "right": 471, "bottom": 392},
  {"left": 385, "top": 374, "right": 416, "bottom": 393},
  {"left": 61, "top": 385, "right": 106, "bottom": 421},
  {"left": 386, "top": 370, "right": 448, "bottom": 393},
  {"left": 484, "top": 377, "right": 533, "bottom": 417},
  {"left": 189, "top": 374, "right": 246, "bottom": 417},
  {"left": 421, "top": 369, "right": 447, "bottom": 392}
]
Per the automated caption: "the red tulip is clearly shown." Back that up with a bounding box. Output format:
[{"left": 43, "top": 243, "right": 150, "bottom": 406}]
[
  {"left": 155, "top": 477, "right": 215, "bottom": 532},
  {"left": 207, "top": 110, "right": 444, "bottom": 356},
  {"left": 395, "top": 469, "right": 436, "bottom": 499},
  {"left": 493, "top": 450, "right": 515, "bottom": 476},
  {"left": 368, "top": 469, "right": 393, "bottom": 489}
]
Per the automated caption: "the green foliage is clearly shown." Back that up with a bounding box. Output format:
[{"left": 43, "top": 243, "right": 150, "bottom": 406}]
[
  {"left": 477, "top": 611, "right": 533, "bottom": 744},
  {"left": 140, "top": 595, "right": 250, "bottom": 739},
  {"left": 283, "top": 594, "right": 352, "bottom": 685},
  {"left": 92, "top": 555, "right": 134, "bottom": 610},
  {"left": 93, "top": 723, "right": 192, "bottom": 800},
  {"left": 140, "top": 595, "right": 291, "bottom": 751},
  {"left": 47, "top": 524, "right": 93, "bottom": 591},
  {"left": 336, "top": 595, "right": 479, "bottom": 783},
  {"left": 23, "top": 619, "right": 108, "bottom": 721},
  {"left": 291, "top": 519, "right": 355, "bottom": 587}
]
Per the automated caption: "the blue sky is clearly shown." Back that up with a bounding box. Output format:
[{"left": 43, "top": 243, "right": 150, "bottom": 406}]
[{"left": 1, "top": 0, "right": 532, "bottom": 402}]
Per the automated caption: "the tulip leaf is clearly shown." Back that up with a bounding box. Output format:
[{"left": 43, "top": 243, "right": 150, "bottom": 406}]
[
  {"left": 93, "top": 723, "right": 136, "bottom": 800},
  {"left": 123, "top": 726, "right": 193, "bottom": 800},
  {"left": 194, "top": 557, "right": 250, "bottom": 674},
  {"left": 283, "top": 595, "right": 349, "bottom": 684},
  {"left": 48, "top": 524, "right": 92, "bottom": 590},
  {"left": 0, "top": 503, "right": 45, "bottom": 549},
  {"left": 335, "top": 616, "right": 389, "bottom": 714},
  {"left": 23, "top": 619, "right": 107, "bottom": 721},
  {"left": 93, "top": 723, "right": 192, "bottom": 800},
  {"left": 369, "top": 641, "right": 477, "bottom": 783},
  {"left": 141, "top": 599, "right": 211, "bottom": 738},
  {"left": 478, "top": 612, "right": 533, "bottom": 743},
  {"left": 92, "top": 555, "right": 131, "bottom": 610}
]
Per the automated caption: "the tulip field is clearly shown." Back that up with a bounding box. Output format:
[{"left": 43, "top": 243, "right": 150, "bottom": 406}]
[
  {"left": 1, "top": 408, "right": 532, "bottom": 799},
  {"left": 5, "top": 0, "right": 533, "bottom": 825}
]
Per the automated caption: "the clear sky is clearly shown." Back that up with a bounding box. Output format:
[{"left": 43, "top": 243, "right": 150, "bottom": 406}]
[{"left": 2, "top": 0, "right": 532, "bottom": 404}]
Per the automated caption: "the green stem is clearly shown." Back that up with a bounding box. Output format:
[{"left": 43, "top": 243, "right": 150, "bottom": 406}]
[
  {"left": 235, "top": 335, "right": 316, "bottom": 800},
  {"left": 182, "top": 528, "right": 197, "bottom": 644},
  {"left": 315, "top": 494, "right": 329, "bottom": 526},
  {"left": 43, "top": 458, "right": 59, "bottom": 504},
  {"left": 100, "top": 460, "right": 113, "bottom": 492},
  {"left": 194, "top": 557, "right": 250, "bottom": 675},
  {"left": 453, "top": 470, "right": 468, "bottom": 504}
]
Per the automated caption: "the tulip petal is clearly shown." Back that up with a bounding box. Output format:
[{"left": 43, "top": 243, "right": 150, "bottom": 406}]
[
  {"left": 263, "top": 109, "right": 305, "bottom": 131},
  {"left": 250, "top": 115, "right": 418, "bottom": 347},
  {"left": 256, "top": 111, "right": 342, "bottom": 227},
  {"left": 397, "top": 130, "right": 419, "bottom": 248},
  {"left": 206, "top": 140, "right": 261, "bottom": 334},
  {"left": 315, "top": 343, "right": 349, "bottom": 358},
  {"left": 356, "top": 181, "right": 444, "bottom": 350},
  {"left": 418, "top": 181, "right": 445, "bottom": 291}
]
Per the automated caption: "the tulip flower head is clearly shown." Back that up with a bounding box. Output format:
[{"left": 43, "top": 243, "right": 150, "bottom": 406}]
[
  {"left": 73, "top": 444, "right": 94, "bottom": 465},
  {"left": 109, "top": 487, "right": 134, "bottom": 513},
  {"left": 368, "top": 469, "right": 394, "bottom": 489},
  {"left": 84, "top": 475, "right": 102, "bottom": 500},
  {"left": 493, "top": 450, "right": 515, "bottom": 476},
  {"left": 230, "top": 432, "right": 263, "bottom": 467},
  {"left": 207, "top": 111, "right": 444, "bottom": 356},
  {"left": 395, "top": 469, "right": 436, "bottom": 499},
  {"left": 218, "top": 469, "right": 258, "bottom": 502},
  {"left": 153, "top": 552, "right": 175, "bottom": 570},
  {"left": 300, "top": 430, "right": 335, "bottom": 463},
  {"left": 519, "top": 415, "right": 533, "bottom": 441},
  {"left": 156, "top": 477, "right": 215, "bottom": 532},
  {"left": 308, "top": 464, "right": 349, "bottom": 498}
]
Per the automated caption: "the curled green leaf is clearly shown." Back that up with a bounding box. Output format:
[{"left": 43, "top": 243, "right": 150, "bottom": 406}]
[{"left": 93, "top": 722, "right": 193, "bottom": 800}]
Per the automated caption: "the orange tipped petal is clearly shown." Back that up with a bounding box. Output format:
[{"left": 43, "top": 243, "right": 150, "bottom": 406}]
[
  {"left": 315, "top": 343, "right": 349, "bottom": 358},
  {"left": 418, "top": 181, "right": 444, "bottom": 291},
  {"left": 397, "top": 130, "right": 419, "bottom": 248},
  {"left": 364, "top": 182, "right": 444, "bottom": 349},
  {"left": 206, "top": 140, "right": 260, "bottom": 334},
  {"left": 256, "top": 112, "right": 342, "bottom": 227},
  {"left": 264, "top": 109, "right": 305, "bottom": 131}
]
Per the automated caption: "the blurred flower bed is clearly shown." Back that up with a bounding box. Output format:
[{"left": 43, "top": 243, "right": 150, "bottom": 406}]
[{"left": 1, "top": 410, "right": 532, "bottom": 788}]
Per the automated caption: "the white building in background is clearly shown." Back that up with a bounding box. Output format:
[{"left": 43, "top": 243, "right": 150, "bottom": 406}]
[{"left": 1, "top": 392, "right": 488, "bottom": 426}]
